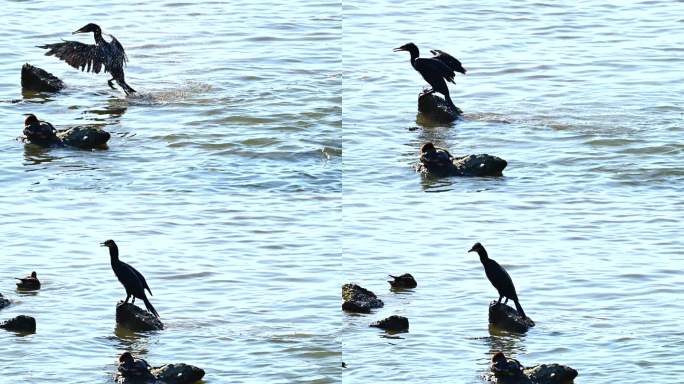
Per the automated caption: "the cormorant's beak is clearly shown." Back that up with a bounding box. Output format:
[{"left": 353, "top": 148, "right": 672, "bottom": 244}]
[
  {"left": 393, "top": 47, "right": 406, "bottom": 52},
  {"left": 100, "top": 242, "right": 107, "bottom": 247},
  {"left": 73, "top": 28, "right": 86, "bottom": 34},
  {"left": 468, "top": 247, "right": 476, "bottom": 253}
]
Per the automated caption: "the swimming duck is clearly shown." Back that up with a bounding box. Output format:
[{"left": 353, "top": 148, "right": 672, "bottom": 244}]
[
  {"left": 117, "top": 352, "right": 155, "bottom": 381},
  {"left": 387, "top": 273, "right": 417, "bottom": 289},
  {"left": 22, "top": 114, "right": 111, "bottom": 149},
  {"left": 23, "top": 114, "right": 59, "bottom": 147},
  {"left": 15, "top": 271, "right": 40, "bottom": 290}
]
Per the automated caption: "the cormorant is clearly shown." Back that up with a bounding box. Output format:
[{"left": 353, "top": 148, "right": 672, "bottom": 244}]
[
  {"left": 15, "top": 271, "right": 41, "bottom": 290},
  {"left": 38, "top": 23, "right": 136, "bottom": 95},
  {"left": 420, "top": 142, "right": 453, "bottom": 168},
  {"left": 387, "top": 273, "right": 417, "bottom": 289},
  {"left": 394, "top": 43, "right": 466, "bottom": 111},
  {"left": 468, "top": 243, "right": 527, "bottom": 318},
  {"left": 23, "top": 114, "right": 59, "bottom": 146},
  {"left": 101, "top": 240, "right": 159, "bottom": 318}
]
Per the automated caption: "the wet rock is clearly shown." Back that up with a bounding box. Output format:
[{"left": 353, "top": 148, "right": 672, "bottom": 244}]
[
  {"left": 417, "top": 92, "right": 462, "bottom": 123},
  {"left": 116, "top": 352, "right": 205, "bottom": 384},
  {"left": 487, "top": 352, "right": 577, "bottom": 384},
  {"left": 489, "top": 301, "right": 535, "bottom": 333},
  {"left": 0, "top": 315, "right": 36, "bottom": 333},
  {"left": 369, "top": 315, "right": 409, "bottom": 333},
  {"left": 524, "top": 364, "right": 578, "bottom": 384},
  {"left": 0, "top": 293, "right": 10, "bottom": 310},
  {"left": 387, "top": 273, "right": 417, "bottom": 289},
  {"left": 21, "top": 63, "right": 65, "bottom": 92},
  {"left": 151, "top": 363, "right": 206, "bottom": 384},
  {"left": 417, "top": 143, "right": 507, "bottom": 178},
  {"left": 57, "top": 126, "right": 111, "bottom": 149},
  {"left": 16, "top": 271, "right": 41, "bottom": 290},
  {"left": 116, "top": 302, "right": 163, "bottom": 331},
  {"left": 342, "top": 284, "right": 384, "bottom": 313}
]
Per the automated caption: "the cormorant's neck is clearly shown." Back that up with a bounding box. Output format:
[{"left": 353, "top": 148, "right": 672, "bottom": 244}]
[
  {"left": 409, "top": 47, "right": 419, "bottom": 63},
  {"left": 93, "top": 31, "right": 106, "bottom": 45},
  {"left": 478, "top": 250, "right": 489, "bottom": 262},
  {"left": 109, "top": 245, "right": 119, "bottom": 263}
]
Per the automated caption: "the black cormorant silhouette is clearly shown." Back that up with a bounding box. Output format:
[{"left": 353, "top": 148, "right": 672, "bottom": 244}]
[
  {"left": 38, "top": 23, "right": 136, "bottom": 95},
  {"left": 102, "top": 239, "right": 159, "bottom": 317},
  {"left": 469, "top": 242, "right": 527, "bottom": 318},
  {"left": 16, "top": 271, "right": 41, "bottom": 290},
  {"left": 394, "top": 42, "right": 466, "bottom": 111},
  {"left": 387, "top": 273, "right": 417, "bottom": 289}
]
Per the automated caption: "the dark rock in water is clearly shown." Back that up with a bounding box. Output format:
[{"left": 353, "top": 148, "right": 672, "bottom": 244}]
[
  {"left": 387, "top": 273, "right": 417, "bottom": 289},
  {"left": 342, "top": 284, "right": 384, "bottom": 313},
  {"left": 116, "top": 302, "right": 163, "bottom": 331},
  {"left": 0, "top": 293, "right": 10, "bottom": 310},
  {"left": 525, "top": 364, "right": 578, "bottom": 384},
  {"left": 57, "top": 126, "right": 110, "bottom": 149},
  {"left": 488, "top": 301, "right": 534, "bottom": 333},
  {"left": 369, "top": 315, "right": 409, "bottom": 333},
  {"left": 487, "top": 352, "right": 577, "bottom": 384},
  {"left": 0, "top": 315, "right": 36, "bottom": 333},
  {"left": 417, "top": 92, "right": 462, "bottom": 123},
  {"left": 417, "top": 143, "right": 507, "bottom": 178},
  {"left": 116, "top": 352, "right": 205, "bottom": 384},
  {"left": 151, "top": 363, "right": 206, "bottom": 384},
  {"left": 21, "top": 63, "right": 64, "bottom": 92}
]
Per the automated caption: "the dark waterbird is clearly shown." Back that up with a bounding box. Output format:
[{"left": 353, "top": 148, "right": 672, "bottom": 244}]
[
  {"left": 420, "top": 142, "right": 453, "bottom": 168},
  {"left": 15, "top": 271, "right": 41, "bottom": 290},
  {"left": 394, "top": 43, "right": 466, "bottom": 112},
  {"left": 102, "top": 240, "right": 159, "bottom": 318},
  {"left": 38, "top": 23, "right": 136, "bottom": 95},
  {"left": 23, "top": 114, "right": 58, "bottom": 146},
  {"left": 469, "top": 242, "right": 527, "bottom": 319}
]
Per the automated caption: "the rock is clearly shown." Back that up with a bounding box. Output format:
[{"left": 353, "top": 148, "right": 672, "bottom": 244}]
[
  {"left": 0, "top": 293, "right": 10, "bottom": 310},
  {"left": 418, "top": 153, "right": 507, "bottom": 177},
  {"left": 525, "top": 364, "right": 578, "bottom": 384},
  {"left": 417, "top": 92, "right": 462, "bottom": 123},
  {"left": 387, "top": 273, "right": 417, "bottom": 289},
  {"left": 151, "top": 363, "right": 205, "bottom": 384},
  {"left": 116, "top": 302, "right": 163, "bottom": 331},
  {"left": 57, "top": 126, "right": 111, "bottom": 149},
  {"left": 488, "top": 301, "right": 535, "bottom": 333},
  {"left": 0, "top": 315, "right": 36, "bottom": 333},
  {"left": 369, "top": 315, "right": 409, "bottom": 333},
  {"left": 342, "top": 284, "right": 384, "bottom": 313},
  {"left": 116, "top": 352, "right": 205, "bottom": 384},
  {"left": 488, "top": 352, "right": 577, "bottom": 384},
  {"left": 21, "top": 63, "right": 65, "bottom": 92}
]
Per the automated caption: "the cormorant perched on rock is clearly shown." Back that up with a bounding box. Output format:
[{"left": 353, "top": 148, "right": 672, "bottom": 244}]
[
  {"left": 102, "top": 240, "right": 159, "bottom": 318},
  {"left": 16, "top": 271, "right": 41, "bottom": 290},
  {"left": 38, "top": 23, "right": 136, "bottom": 95},
  {"left": 394, "top": 42, "right": 466, "bottom": 111},
  {"left": 468, "top": 243, "right": 527, "bottom": 319},
  {"left": 23, "top": 114, "right": 58, "bottom": 146}
]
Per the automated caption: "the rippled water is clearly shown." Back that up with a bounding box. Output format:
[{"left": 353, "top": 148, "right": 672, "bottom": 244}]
[
  {"left": 0, "top": 0, "right": 340, "bottom": 383},
  {"left": 343, "top": 0, "right": 683, "bottom": 383}
]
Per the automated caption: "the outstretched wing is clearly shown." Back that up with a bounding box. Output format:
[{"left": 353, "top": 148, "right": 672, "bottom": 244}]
[
  {"left": 430, "top": 49, "right": 467, "bottom": 78},
  {"left": 38, "top": 40, "right": 107, "bottom": 74}
]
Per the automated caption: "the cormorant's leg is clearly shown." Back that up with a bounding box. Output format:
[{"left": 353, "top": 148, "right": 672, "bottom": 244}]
[
  {"left": 504, "top": 297, "right": 509, "bottom": 304},
  {"left": 108, "top": 78, "right": 116, "bottom": 90},
  {"left": 124, "top": 294, "right": 131, "bottom": 303},
  {"left": 131, "top": 297, "right": 136, "bottom": 304},
  {"left": 497, "top": 296, "right": 503, "bottom": 304}
]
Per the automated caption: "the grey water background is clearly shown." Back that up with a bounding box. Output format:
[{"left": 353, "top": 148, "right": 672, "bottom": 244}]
[
  {"left": 0, "top": 1, "right": 340, "bottom": 383},
  {"left": 342, "top": 0, "right": 683, "bottom": 383}
]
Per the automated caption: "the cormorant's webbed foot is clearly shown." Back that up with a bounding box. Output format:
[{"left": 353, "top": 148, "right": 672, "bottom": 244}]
[{"left": 108, "top": 79, "right": 116, "bottom": 90}]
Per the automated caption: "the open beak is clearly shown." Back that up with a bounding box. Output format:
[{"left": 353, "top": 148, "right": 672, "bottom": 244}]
[{"left": 393, "top": 47, "right": 405, "bottom": 52}]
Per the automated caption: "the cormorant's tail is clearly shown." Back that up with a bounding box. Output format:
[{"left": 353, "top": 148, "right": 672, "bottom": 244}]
[
  {"left": 116, "top": 78, "right": 136, "bottom": 95},
  {"left": 142, "top": 296, "right": 159, "bottom": 318},
  {"left": 514, "top": 300, "right": 526, "bottom": 319}
]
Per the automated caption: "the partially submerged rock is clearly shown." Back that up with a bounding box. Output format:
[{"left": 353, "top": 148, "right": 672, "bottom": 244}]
[
  {"left": 342, "top": 284, "right": 384, "bottom": 313},
  {"left": 418, "top": 143, "right": 507, "bottom": 177},
  {"left": 369, "top": 315, "right": 409, "bottom": 333},
  {"left": 417, "top": 92, "right": 462, "bottom": 123},
  {"left": 57, "top": 126, "right": 111, "bottom": 149},
  {"left": 489, "top": 301, "right": 535, "bottom": 333},
  {"left": 116, "top": 302, "right": 163, "bottom": 331},
  {"left": 387, "top": 273, "right": 417, "bottom": 289},
  {"left": 21, "top": 63, "right": 65, "bottom": 92},
  {"left": 487, "top": 352, "right": 577, "bottom": 384},
  {"left": 0, "top": 315, "right": 36, "bottom": 333},
  {"left": 116, "top": 352, "right": 205, "bottom": 384},
  {"left": 0, "top": 293, "right": 10, "bottom": 310}
]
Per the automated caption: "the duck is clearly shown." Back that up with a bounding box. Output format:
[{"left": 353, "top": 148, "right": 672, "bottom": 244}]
[
  {"left": 16, "top": 271, "right": 41, "bottom": 290},
  {"left": 387, "top": 273, "right": 417, "bottom": 289}
]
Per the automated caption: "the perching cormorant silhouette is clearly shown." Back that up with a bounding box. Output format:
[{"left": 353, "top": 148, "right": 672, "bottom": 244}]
[
  {"left": 101, "top": 239, "right": 159, "bottom": 317},
  {"left": 38, "top": 23, "right": 136, "bottom": 95},
  {"left": 468, "top": 242, "right": 527, "bottom": 319},
  {"left": 394, "top": 42, "right": 466, "bottom": 111}
]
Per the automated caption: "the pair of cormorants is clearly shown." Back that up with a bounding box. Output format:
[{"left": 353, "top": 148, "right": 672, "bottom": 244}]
[
  {"left": 101, "top": 240, "right": 159, "bottom": 318},
  {"left": 394, "top": 42, "right": 466, "bottom": 111},
  {"left": 38, "top": 23, "right": 135, "bottom": 95}
]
